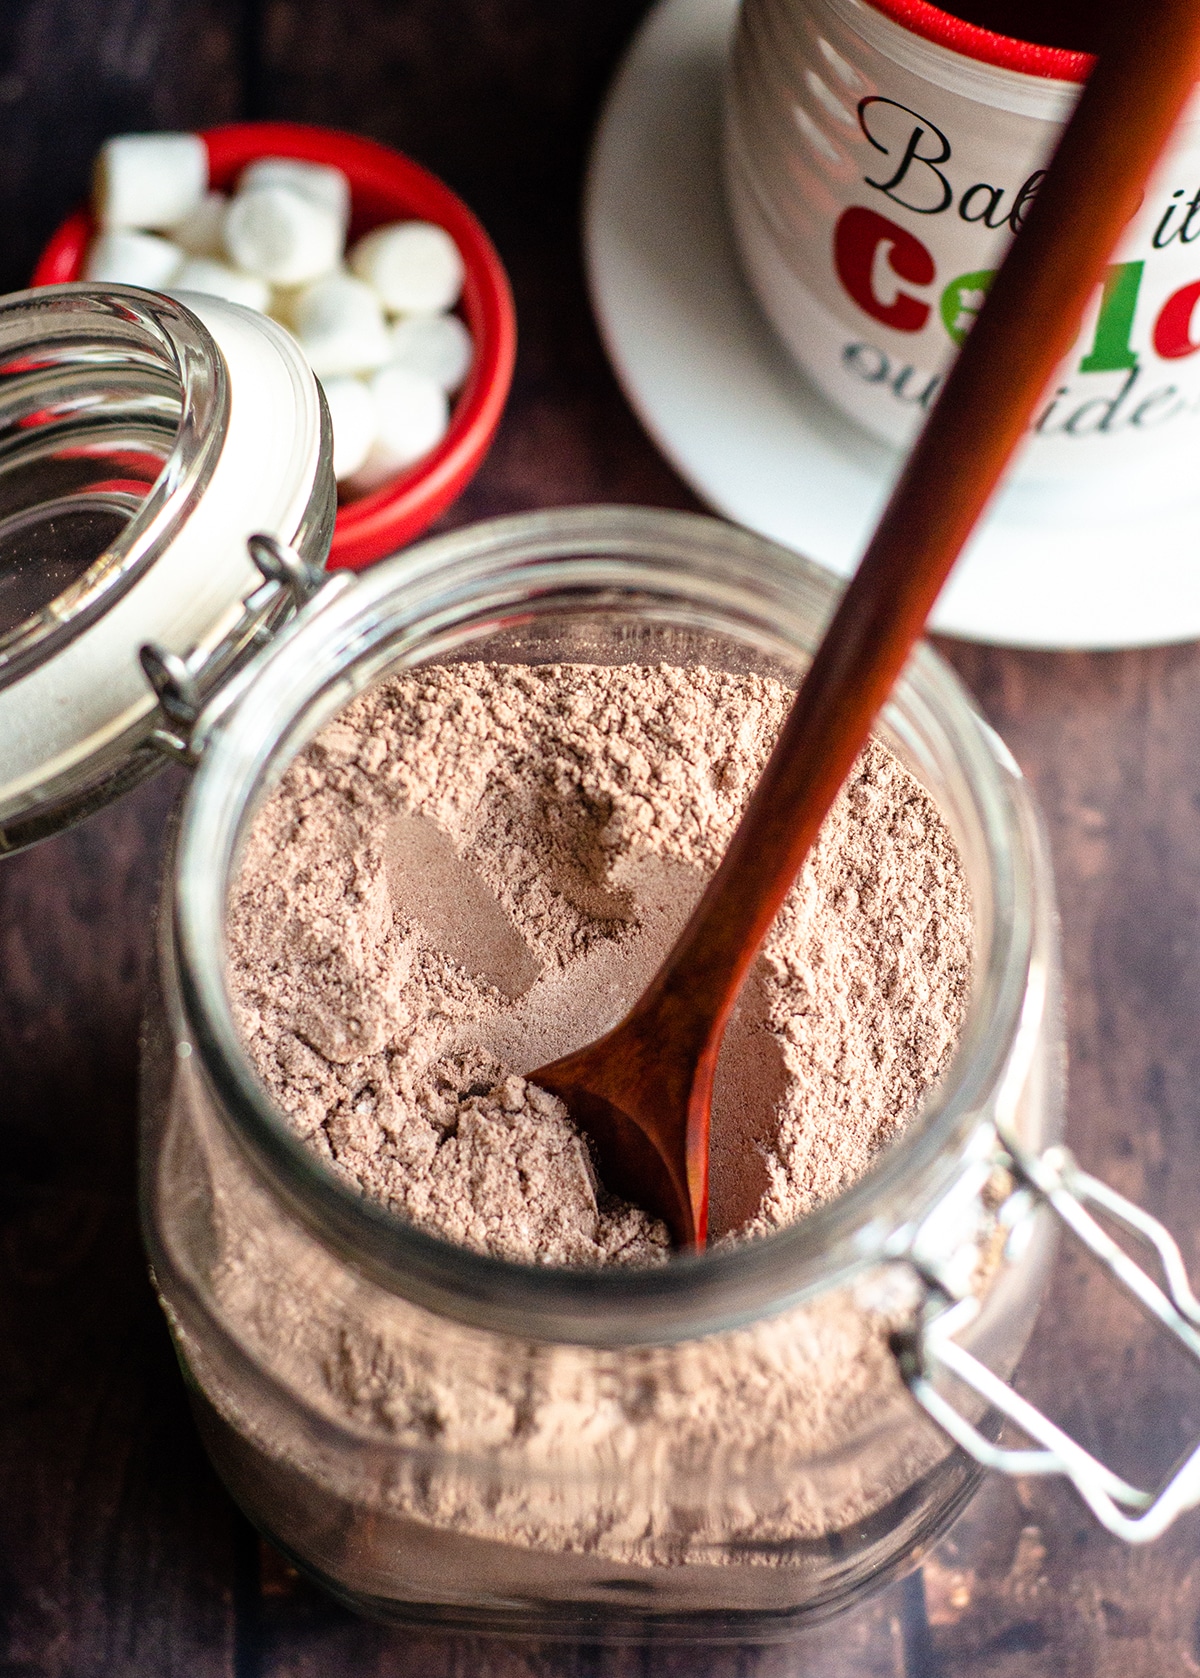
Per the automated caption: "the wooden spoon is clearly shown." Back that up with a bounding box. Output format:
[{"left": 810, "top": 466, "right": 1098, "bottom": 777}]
[{"left": 531, "top": 0, "right": 1200, "bottom": 1249}]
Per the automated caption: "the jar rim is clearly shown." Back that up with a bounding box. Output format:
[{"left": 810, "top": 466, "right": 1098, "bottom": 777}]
[{"left": 171, "top": 505, "right": 1048, "bottom": 1347}]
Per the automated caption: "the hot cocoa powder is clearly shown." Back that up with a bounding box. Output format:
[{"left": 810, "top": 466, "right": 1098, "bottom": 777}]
[
  {"left": 228, "top": 661, "right": 971, "bottom": 1259},
  {"left": 181, "top": 658, "right": 977, "bottom": 1595}
]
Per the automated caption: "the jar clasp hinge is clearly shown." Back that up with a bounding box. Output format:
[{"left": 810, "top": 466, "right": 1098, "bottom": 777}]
[
  {"left": 895, "top": 1142, "right": 1200, "bottom": 1542},
  {"left": 139, "top": 534, "right": 332, "bottom": 764}
]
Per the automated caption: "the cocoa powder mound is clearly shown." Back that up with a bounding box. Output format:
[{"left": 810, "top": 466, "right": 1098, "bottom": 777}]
[{"left": 227, "top": 662, "right": 972, "bottom": 1261}]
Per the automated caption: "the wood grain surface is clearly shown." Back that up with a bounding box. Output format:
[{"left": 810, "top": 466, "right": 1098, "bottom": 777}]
[{"left": 3, "top": 1, "right": 1200, "bottom": 1672}]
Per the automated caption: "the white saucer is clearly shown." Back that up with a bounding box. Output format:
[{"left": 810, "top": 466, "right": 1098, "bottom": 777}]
[{"left": 582, "top": 0, "right": 1200, "bottom": 648}]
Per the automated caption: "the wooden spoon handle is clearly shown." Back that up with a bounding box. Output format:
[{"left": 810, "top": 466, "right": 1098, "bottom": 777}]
[{"left": 636, "top": 0, "right": 1200, "bottom": 1059}]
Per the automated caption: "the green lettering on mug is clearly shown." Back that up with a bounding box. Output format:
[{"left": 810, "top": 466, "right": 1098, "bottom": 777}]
[
  {"left": 939, "top": 269, "right": 995, "bottom": 345},
  {"left": 1080, "top": 261, "right": 1144, "bottom": 373}
]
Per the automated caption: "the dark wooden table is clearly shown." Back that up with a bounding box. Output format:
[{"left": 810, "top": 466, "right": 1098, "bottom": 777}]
[{"left": 4, "top": 1, "right": 1200, "bottom": 1672}]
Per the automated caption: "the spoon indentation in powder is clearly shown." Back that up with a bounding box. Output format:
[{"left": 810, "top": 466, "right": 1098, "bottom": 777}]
[
  {"left": 385, "top": 811, "right": 542, "bottom": 999},
  {"left": 393, "top": 833, "right": 789, "bottom": 1241}
]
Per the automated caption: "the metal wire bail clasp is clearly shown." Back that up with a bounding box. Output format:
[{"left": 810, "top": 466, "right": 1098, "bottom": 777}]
[
  {"left": 140, "top": 533, "right": 328, "bottom": 764},
  {"left": 896, "top": 1143, "right": 1200, "bottom": 1542}
]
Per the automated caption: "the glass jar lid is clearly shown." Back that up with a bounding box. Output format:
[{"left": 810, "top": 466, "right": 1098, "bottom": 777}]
[{"left": 0, "top": 282, "right": 334, "bottom": 852}]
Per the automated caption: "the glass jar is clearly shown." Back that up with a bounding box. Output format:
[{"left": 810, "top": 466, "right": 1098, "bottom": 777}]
[{"left": 141, "top": 505, "right": 1064, "bottom": 1640}]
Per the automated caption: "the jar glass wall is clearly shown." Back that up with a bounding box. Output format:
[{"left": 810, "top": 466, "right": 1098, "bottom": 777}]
[{"left": 141, "top": 507, "right": 1063, "bottom": 1640}]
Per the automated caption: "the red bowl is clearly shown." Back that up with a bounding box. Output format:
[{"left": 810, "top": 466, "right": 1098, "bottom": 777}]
[{"left": 32, "top": 121, "right": 516, "bottom": 571}]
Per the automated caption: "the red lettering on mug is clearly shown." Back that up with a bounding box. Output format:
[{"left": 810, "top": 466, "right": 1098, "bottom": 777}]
[
  {"left": 833, "top": 206, "right": 934, "bottom": 332},
  {"left": 1153, "top": 278, "right": 1200, "bottom": 360}
]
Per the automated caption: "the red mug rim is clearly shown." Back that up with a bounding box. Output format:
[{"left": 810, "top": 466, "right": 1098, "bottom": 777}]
[
  {"left": 865, "top": 0, "right": 1092, "bottom": 82},
  {"left": 31, "top": 121, "right": 517, "bottom": 571}
]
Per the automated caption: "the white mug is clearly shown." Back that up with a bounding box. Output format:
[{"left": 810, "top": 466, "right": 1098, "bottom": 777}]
[{"left": 724, "top": 0, "right": 1200, "bottom": 501}]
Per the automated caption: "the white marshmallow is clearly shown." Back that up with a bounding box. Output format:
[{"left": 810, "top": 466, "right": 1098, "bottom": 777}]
[
  {"left": 170, "top": 258, "right": 271, "bottom": 312},
  {"left": 320, "top": 376, "right": 378, "bottom": 481},
  {"left": 238, "top": 157, "right": 351, "bottom": 232},
  {"left": 169, "top": 190, "right": 229, "bottom": 257},
  {"left": 292, "top": 272, "right": 391, "bottom": 378},
  {"left": 83, "top": 229, "right": 184, "bottom": 288},
  {"left": 224, "top": 184, "right": 343, "bottom": 286},
  {"left": 388, "top": 312, "right": 473, "bottom": 393},
  {"left": 93, "top": 132, "right": 208, "bottom": 231},
  {"left": 347, "top": 364, "right": 449, "bottom": 493},
  {"left": 350, "top": 221, "right": 464, "bottom": 315}
]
